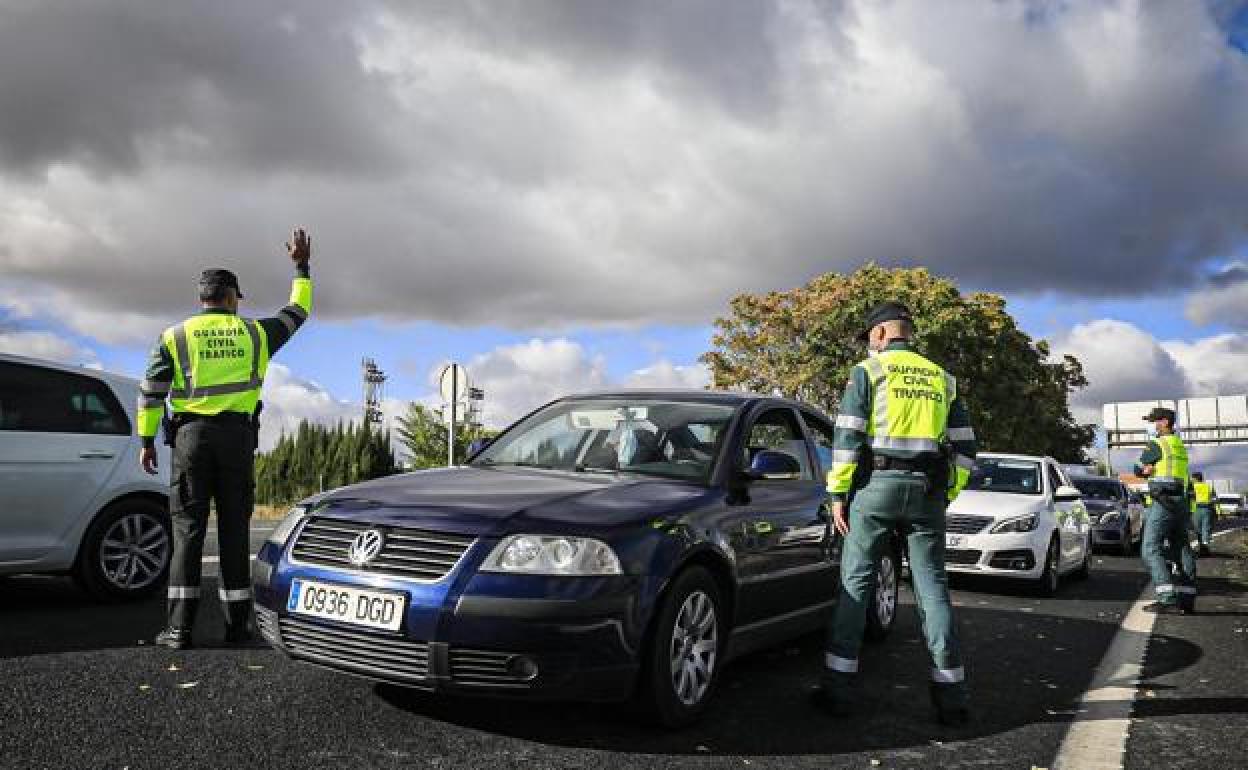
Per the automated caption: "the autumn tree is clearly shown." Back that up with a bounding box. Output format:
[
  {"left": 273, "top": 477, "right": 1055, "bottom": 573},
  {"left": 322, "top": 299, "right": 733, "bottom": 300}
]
[{"left": 701, "top": 264, "right": 1095, "bottom": 462}]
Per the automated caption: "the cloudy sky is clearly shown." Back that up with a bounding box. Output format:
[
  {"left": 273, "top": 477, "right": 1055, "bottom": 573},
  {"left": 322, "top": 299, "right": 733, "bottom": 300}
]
[{"left": 1, "top": 0, "right": 1247, "bottom": 475}]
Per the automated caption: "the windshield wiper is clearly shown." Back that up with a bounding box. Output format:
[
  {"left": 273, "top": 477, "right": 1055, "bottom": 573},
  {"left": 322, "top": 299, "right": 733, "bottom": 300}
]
[{"left": 479, "top": 460, "right": 554, "bottom": 470}]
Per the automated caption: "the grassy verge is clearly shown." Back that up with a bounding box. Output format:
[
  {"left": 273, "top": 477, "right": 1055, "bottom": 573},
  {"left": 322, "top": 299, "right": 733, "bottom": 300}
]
[{"left": 252, "top": 504, "right": 292, "bottom": 521}]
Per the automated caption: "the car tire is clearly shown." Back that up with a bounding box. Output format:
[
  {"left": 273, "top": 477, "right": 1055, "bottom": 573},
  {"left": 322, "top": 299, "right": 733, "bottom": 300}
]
[
  {"left": 75, "top": 498, "right": 171, "bottom": 602},
  {"left": 865, "top": 546, "right": 901, "bottom": 642},
  {"left": 637, "top": 566, "right": 724, "bottom": 729},
  {"left": 1033, "top": 537, "right": 1060, "bottom": 597}
]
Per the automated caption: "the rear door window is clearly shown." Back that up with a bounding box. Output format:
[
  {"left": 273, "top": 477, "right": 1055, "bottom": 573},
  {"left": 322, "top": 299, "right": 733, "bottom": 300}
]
[{"left": 0, "top": 362, "right": 130, "bottom": 434}]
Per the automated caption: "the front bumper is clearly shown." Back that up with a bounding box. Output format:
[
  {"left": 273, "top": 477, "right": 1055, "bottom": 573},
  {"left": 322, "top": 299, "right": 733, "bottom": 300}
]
[
  {"left": 1090, "top": 521, "right": 1128, "bottom": 545},
  {"left": 943, "top": 530, "right": 1047, "bottom": 579},
  {"left": 252, "top": 539, "right": 649, "bottom": 702}
]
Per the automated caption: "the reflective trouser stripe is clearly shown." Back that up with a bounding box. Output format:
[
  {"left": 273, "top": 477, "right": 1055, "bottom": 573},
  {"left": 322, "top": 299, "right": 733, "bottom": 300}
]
[
  {"left": 947, "top": 426, "right": 975, "bottom": 442},
  {"left": 1155, "top": 584, "right": 1194, "bottom": 595},
  {"left": 168, "top": 586, "right": 201, "bottom": 599},
  {"left": 219, "top": 588, "right": 253, "bottom": 602},
  {"left": 932, "top": 666, "right": 965, "bottom": 684},
  {"left": 825, "top": 654, "right": 859, "bottom": 674}
]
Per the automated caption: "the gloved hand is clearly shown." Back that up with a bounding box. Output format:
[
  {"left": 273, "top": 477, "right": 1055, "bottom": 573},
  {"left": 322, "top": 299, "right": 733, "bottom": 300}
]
[{"left": 286, "top": 227, "right": 311, "bottom": 266}]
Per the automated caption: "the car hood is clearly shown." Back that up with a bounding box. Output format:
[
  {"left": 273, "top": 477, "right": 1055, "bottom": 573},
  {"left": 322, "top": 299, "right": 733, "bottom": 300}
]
[
  {"left": 948, "top": 490, "right": 1047, "bottom": 519},
  {"left": 306, "top": 466, "right": 714, "bottom": 536}
]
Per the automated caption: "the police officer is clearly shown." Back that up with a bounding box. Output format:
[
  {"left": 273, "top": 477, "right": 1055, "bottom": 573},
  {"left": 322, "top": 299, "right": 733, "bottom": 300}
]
[
  {"left": 138, "top": 228, "right": 314, "bottom": 649},
  {"left": 813, "top": 302, "right": 978, "bottom": 725},
  {"left": 1134, "top": 407, "right": 1197, "bottom": 615},
  {"left": 1190, "top": 471, "right": 1216, "bottom": 558}
]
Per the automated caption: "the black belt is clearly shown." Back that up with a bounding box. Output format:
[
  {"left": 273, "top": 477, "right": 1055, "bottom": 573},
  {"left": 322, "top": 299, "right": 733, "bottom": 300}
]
[
  {"left": 175, "top": 411, "right": 252, "bottom": 426},
  {"left": 873, "top": 455, "right": 939, "bottom": 473}
]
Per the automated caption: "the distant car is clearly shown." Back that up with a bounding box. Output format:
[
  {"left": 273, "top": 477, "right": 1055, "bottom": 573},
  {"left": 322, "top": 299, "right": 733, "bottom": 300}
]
[
  {"left": 253, "top": 390, "right": 902, "bottom": 727},
  {"left": 0, "top": 354, "right": 172, "bottom": 599},
  {"left": 1073, "top": 476, "right": 1143, "bottom": 557},
  {"left": 943, "top": 453, "right": 1092, "bottom": 596},
  {"left": 1217, "top": 494, "right": 1245, "bottom": 517}
]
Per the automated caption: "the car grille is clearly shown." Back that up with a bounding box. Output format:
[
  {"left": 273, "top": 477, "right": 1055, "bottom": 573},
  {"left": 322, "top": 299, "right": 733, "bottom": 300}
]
[
  {"left": 290, "top": 516, "right": 476, "bottom": 581},
  {"left": 450, "top": 648, "right": 535, "bottom": 688},
  {"left": 278, "top": 616, "right": 430, "bottom": 682},
  {"left": 945, "top": 515, "right": 993, "bottom": 534},
  {"left": 945, "top": 549, "right": 982, "bottom": 566}
]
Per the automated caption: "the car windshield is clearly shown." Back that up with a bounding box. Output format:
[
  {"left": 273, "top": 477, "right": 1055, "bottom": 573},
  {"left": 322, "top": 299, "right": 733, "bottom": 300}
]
[
  {"left": 471, "top": 398, "right": 736, "bottom": 482},
  {"left": 1073, "top": 479, "right": 1121, "bottom": 500},
  {"left": 965, "top": 458, "right": 1042, "bottom": 496}
]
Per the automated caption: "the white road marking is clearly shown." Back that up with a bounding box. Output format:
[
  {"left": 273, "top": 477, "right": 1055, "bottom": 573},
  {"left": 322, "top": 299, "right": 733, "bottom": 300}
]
[{"left": 1052, "top": 587, "right": 1157, "bottom": 770}]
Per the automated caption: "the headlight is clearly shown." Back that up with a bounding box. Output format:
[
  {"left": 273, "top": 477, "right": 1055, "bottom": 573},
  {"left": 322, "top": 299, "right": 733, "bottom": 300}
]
[
  {"left": 267, "top": 504, "right": 309, "bottom": 546},
  {"left": 990, "top": 514, "right": 1039, "bottom": 534},
  {"left": 1099, "top": 512, "right": 1122, "bottom": 525},
  {"left": 481, "top": 535, "right": 622, "bottom": 575}
]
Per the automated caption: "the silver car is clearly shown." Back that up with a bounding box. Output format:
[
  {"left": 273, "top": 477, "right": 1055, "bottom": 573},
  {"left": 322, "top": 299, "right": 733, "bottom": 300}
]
[
  {"left": 0, "top": 353, "right": 172, "bottom": 599},
  {"left": 1073, "top": 476, "right": 1142, "bottom": 557}
]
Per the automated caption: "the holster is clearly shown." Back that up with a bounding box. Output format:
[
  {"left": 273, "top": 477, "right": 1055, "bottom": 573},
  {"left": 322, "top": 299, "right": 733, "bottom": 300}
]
[{"left": 251, "top": 401, "right": 264, "bottom": 450}]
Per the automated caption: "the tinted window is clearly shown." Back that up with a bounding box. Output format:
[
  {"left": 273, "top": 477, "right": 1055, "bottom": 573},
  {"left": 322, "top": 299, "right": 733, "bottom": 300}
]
[
  {"left": 966, "top": 458, "right": 1041, "bottom": 495},
  {"left": 1073, "top": 479, "right": 1123, "bottom": 500},
  {"left": 802, "top": 411, "right": 837, "bottom": 476},
  {"left": 745, "top": 408, "right": 813, "bottom": 481},
  {"left": 0, "top": 362, "right": 130, "bottom": 435}
]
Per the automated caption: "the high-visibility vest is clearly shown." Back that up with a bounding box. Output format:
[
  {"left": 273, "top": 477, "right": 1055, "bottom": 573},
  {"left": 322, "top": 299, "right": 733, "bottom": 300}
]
[
  {"left": 1193, "top": 481, "right": 1214, "bottom": 505},
  {"left": 164, "top": 313, "right": 270, "bottom": 416},
  {"left": 859, "top": 349, "right": 968, "bottom": 499},
  {"left": 1152, "top": 434, "right": 1189, "bottom": 486}
]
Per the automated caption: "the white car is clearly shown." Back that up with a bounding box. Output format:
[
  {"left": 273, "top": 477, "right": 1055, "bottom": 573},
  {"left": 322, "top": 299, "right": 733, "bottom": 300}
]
[
  {"left": 0, "top": 353, "right": 172, "bottom": 599},
  {"left": 944, "top": 452, "right": 1092, "bottom": 596}
]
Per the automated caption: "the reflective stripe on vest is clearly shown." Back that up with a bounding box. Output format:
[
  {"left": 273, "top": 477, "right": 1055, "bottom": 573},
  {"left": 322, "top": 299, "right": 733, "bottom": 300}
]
[
  {"left": 861, "top": 349, "right": 952, "bottom": 450},
  {"left": 165, "top": 314, "right": 268, "bottom": 414},
  {"left": 1152, "top": 434, "right": 1189, "bottom": 485}
]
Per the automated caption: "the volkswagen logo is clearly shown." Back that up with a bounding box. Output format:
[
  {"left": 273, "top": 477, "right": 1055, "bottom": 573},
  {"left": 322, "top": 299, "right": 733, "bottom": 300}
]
[{"left": 347, "top": 529, "right": 385, "bottom": 567}]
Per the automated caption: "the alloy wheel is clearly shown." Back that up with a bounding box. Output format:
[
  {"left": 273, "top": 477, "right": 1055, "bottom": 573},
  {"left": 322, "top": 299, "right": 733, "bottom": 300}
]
[
  {"left": 669, "top": 590, "right": 718, "bottom": 707},
  {"left": 99, "top": 512, "right": 169, "bottom": 591}
]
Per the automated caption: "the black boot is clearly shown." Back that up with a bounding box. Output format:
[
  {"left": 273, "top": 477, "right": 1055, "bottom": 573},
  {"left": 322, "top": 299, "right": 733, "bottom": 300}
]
[
  {"left": 811, "top": 672, "right": 855, "bottom": 717},
  {"left": 1143, "top": 601, "right": 1184, "bottom": 615},
  {"left": 155, "top": 627, "right": 193, "bottom": 650},
  {"left": 224, "top": 622, "right": 256, "bottom": 645},
  {"left": 930, "top": 682, "right": 970, "bottom": 726},
  {"left": 1199, "top": 545, "right": 1211, "bottom": 558}
]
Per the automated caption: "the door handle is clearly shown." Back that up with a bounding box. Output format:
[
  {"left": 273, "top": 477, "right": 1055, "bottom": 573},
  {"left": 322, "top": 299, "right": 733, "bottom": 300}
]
[{"left": 79, "top": 451, "right": 116, "bottom": 459}]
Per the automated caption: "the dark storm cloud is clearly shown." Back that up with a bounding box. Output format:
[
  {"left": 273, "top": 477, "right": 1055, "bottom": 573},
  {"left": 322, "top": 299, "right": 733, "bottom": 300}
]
[
  {"left": 0, "top": 0, "right": 1246, "bottom": 338},
  {"left": 0, "top": 0, "right": 401, "bottom": 176}
]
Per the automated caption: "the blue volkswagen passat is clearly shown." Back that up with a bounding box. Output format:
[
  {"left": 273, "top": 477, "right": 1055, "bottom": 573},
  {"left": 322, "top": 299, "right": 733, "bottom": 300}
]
[{"left": 253, "top": 390, "right": 901, "bottom": 726}]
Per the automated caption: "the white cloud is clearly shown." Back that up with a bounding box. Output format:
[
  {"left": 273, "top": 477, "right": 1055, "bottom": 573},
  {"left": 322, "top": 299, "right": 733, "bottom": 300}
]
[
  {"left": 0, "top": 328, "right": 98, "bottom": 367},
  {"left": 624, "top": 359, "right": 710, "bottom": 390},
  {"left": 258, "top": 363, "right": 361, "bottom": 450},
  {"left": 1051, "top": 319, "right": 1191, "bottom": 423}
]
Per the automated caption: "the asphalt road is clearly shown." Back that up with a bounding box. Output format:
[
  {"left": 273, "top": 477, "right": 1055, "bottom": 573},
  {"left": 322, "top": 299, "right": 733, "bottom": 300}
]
[{"left": 1, "top": 520, "right": 1246, "bottom": 770}]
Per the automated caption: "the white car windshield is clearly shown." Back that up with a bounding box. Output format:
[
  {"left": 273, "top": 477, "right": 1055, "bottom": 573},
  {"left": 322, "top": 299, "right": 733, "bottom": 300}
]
[
  {"left": 472, "top": 398, "right": 736, "bottom": 482},
  {"left": 965, "top": 458, "right": 1042, "bottom": 496}
]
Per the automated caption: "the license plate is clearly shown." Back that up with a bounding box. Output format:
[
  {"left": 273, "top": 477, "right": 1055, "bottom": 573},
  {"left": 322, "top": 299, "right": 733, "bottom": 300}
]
[
  {"left": 946, "top": 534, "right": 966, "bottom": 548},
  {"left": 287, "top": 579, "right": 405, "bottom": 631}
]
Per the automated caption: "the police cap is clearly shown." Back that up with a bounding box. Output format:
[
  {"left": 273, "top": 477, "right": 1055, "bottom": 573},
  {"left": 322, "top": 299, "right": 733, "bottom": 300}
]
[
  {"left": 199, "top": 268, "right": 243, "bottom": 299},
  {"left": 860, "top": 301, "right": 915, "bottom": 341},
  {"left": 1142, "top": 406, "right": 1176, "bottom": 424}
]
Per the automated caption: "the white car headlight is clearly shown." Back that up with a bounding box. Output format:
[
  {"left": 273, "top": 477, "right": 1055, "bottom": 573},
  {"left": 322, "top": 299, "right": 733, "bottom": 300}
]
[
  {"left": 990, "top": 514, "right": 1039, "bottom": 534},
  {"left": 267, "top": 504, "right": 310, "bottom": 547},
  {"left": 481, "top": 535, "right": 622, "bottom": 575}
]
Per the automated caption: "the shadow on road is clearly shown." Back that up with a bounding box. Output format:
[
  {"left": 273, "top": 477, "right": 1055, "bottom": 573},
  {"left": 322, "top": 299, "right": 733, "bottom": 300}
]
[{"left": 375, "top": 571, "right": 1207, "bottom": 757}]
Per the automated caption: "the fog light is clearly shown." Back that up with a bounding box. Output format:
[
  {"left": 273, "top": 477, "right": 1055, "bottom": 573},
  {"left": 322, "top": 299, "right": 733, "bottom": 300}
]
[{"left": 505, "top": 655, "right": 539, "bottom": 681}]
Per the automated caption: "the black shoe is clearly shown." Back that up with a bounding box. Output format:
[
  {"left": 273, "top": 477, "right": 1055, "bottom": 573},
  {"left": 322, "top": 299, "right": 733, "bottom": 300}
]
[
  {"left": 1199, "top": 545, "right": 1211, "bottom": 558},
  {"left": 1142, "top": 602, "right": 1184, "bottom": 615},
  {"left": 930, "top": 683, "right": 970, "bottom": 727},
  {"left": 223, "top": 623, "right": 256, "bottom": 645},
  {"left": 810, "top": 686, "right": 854, "bottom": 717},
  {"left": 155, "top": 627, "right": 193, "bottom": 650}
]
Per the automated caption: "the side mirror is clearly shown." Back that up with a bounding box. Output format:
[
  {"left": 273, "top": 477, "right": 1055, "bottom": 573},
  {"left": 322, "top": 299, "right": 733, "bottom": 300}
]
[
  {"left": 745, "top": 450, "right": 802, "bottom": 481},
  {"left": 466, "top": 437, "right": 493, "bottom": 458},
  {"left": 1054, "top": 485, "right": 1083, "bottom": 503}
]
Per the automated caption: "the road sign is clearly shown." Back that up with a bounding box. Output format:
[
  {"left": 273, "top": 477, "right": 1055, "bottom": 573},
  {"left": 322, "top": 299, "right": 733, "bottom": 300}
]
[
  {"left": 1103, "top": 396, "right": 1248, "bottom": 448},
  {"left": 439, "top": 363, "right": 469, "bottom": 403}
]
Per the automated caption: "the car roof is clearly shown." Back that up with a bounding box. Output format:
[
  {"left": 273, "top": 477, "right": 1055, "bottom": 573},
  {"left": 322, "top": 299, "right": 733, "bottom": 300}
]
[
  {"left": 977, "top": 451, "right": 1058, "bottom": 464},
  {"left": 557, "top": 388, "right": 825, "bottom": 414},
  {"left": 0, "top": 352, "right": 138, "bottom": 390}
]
